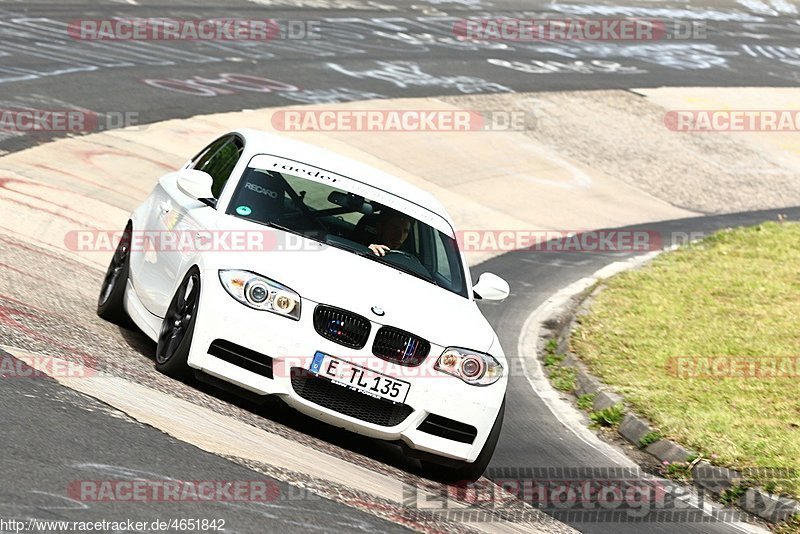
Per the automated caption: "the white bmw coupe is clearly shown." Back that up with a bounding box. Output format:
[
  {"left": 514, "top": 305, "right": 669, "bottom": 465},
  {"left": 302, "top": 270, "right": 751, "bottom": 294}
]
[{"left": 98, "top": 129, "right": 510, "bottom": 481}]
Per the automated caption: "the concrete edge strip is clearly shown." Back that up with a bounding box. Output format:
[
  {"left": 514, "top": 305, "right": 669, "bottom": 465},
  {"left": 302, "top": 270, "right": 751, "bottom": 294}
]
[
  {"left": 0, "top": 344, "right": 570, "bottom": 534},
  {"left": 515, "top": 251, "right": 663, "bottom": 467},
  {"left": 517, "top": 249, "right": 800, "bottom": 528}
]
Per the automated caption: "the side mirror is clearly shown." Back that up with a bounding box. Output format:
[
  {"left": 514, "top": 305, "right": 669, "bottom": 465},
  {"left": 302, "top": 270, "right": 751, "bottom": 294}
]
[
  {"left": 473, "top": 272, "right": 510, "bottom": 301},
  {"left": 177, "top": 170, "right": 214, "bottom": 200}
]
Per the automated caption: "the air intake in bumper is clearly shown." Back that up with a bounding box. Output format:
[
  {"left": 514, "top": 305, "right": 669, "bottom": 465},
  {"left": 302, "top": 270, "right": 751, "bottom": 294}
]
[
  {"left": 290, "top": 368, "right": 412, "bottom": 427},
  {"left": 207, "top": 339, "right": 273, "bottom": 379},
  {"left": 417, "top": 413, "right": 477, "bottom": 444}
]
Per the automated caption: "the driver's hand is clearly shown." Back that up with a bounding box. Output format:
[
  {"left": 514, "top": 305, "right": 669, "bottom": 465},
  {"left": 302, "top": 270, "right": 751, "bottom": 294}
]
[{"left": 368, "top": 244, "right": 391, "bottom": 256}]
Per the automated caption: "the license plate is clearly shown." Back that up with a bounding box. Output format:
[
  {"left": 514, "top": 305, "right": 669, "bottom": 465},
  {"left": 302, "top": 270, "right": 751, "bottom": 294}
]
[{"left": 310, "top": 351, "right": 410, "bottom": 404}]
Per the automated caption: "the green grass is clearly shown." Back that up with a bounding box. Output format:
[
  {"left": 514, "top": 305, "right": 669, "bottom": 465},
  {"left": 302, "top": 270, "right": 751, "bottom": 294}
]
[
  {"left": 775, "top": 514, "right": 800, "bottom": 534},
  {"left": 571, "top": 222, "right": 800, "bottom": 498},
  {"left": 549, "top": 365, "right": 577, "bottom": 392},
  {"left": 663, "top": 460, "right": 694, "bottom": 481},
  {"left": 543, "top": 339, "right": 577, "bottom": 392},
  {"left": 589, "top": 404, "right": 624, "bottom": 428},
  {"left": 577, "top": 393, "right": 596, "bottom": 411},
  {"left": 544, "top": 352, "right": 565, "bottom": 367},
  {"left": 638, "top": 431, "right": 663, "bottom": 448},
  {"left": 719, "top": 483, "right": 749, "bottom": 505}
]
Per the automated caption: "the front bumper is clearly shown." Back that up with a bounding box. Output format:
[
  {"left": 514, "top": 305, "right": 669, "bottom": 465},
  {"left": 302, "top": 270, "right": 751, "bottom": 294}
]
[{"left": 187, "top": 269, "right": 506, "bottom": 463}]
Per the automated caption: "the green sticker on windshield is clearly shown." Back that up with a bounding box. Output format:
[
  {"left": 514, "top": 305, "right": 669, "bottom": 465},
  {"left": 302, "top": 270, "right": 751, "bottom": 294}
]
[{"left": 236, "top": 205, "right": 252, "bottom": 216}]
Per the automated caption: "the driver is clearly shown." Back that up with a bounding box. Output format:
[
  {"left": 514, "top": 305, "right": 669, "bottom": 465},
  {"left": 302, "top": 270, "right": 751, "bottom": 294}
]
[{"left": 367, "top": 210, "right": 412, "bottom": 257}]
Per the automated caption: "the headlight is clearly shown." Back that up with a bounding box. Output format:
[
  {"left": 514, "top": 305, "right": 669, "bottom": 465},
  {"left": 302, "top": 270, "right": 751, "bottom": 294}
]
[
  {"left": 434, "top": 347, "right": 503, "bottom": 386},
  {"left": 218, "top": 270, "right": 301, "bottom": 320}
]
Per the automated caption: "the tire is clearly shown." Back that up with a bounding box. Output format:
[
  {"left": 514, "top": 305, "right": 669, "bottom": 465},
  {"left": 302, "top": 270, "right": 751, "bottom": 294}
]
[
  {"left": 421, "top": 397, "right": 505, "bottom": 483},
  {"left": 155, "top": 268, "right": 200, "bottom": 380},
  {"left": 97, "top": 222, "right": 132, "bottom": 325}
]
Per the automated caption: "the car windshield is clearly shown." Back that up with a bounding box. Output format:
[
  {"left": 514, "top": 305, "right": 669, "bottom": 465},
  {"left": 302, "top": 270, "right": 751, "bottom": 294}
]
[{"left": 226, "top": 160, "right": 467, "bottom": 298}]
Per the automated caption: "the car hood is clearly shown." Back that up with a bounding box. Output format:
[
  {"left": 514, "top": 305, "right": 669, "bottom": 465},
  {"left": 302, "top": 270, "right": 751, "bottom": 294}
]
[{"left": 209, "top": 223, "right": 494, "bottom": 351}]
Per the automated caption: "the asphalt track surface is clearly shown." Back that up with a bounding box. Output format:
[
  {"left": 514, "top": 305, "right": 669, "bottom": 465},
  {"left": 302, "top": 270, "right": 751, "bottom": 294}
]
[
  {"left": 1, "top": 0, "right": 799, "bottom": 533},
  {"left": 0, "top": 347, "right": 411, "bottom": 533},
  {"left": 2, "top": 0, "right": 800, "bottom": 153}
]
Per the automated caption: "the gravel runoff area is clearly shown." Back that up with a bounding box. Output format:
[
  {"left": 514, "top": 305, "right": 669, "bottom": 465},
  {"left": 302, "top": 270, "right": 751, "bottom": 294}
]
[{"left": 444, "top": 90, "right": 800, "bottom": 215}]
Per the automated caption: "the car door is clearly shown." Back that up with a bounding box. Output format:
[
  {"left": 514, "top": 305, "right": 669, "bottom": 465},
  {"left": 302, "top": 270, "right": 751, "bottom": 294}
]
[{"left": 137, "top": 134, "right": 244, "bottom": 318}]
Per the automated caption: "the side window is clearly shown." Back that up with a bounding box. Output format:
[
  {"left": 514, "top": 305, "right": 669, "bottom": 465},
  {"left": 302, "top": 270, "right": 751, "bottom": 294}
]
[
  {"left": 192, "top": 136, "right": 244, "bottom": 198},
  {"left": 433, "top": 231, "right": 452, "bottom": 282},
  {"left": 191, "top": 137, "right": 226, "bottom": 169},
  {"left": 418, "top": 225, "right": 464, "bottom": 295}
]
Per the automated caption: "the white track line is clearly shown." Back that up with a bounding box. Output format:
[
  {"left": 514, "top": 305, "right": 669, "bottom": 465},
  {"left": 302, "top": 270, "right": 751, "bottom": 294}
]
[{"left": 516, "top": 252, "right": 769, "bottom": 533}]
